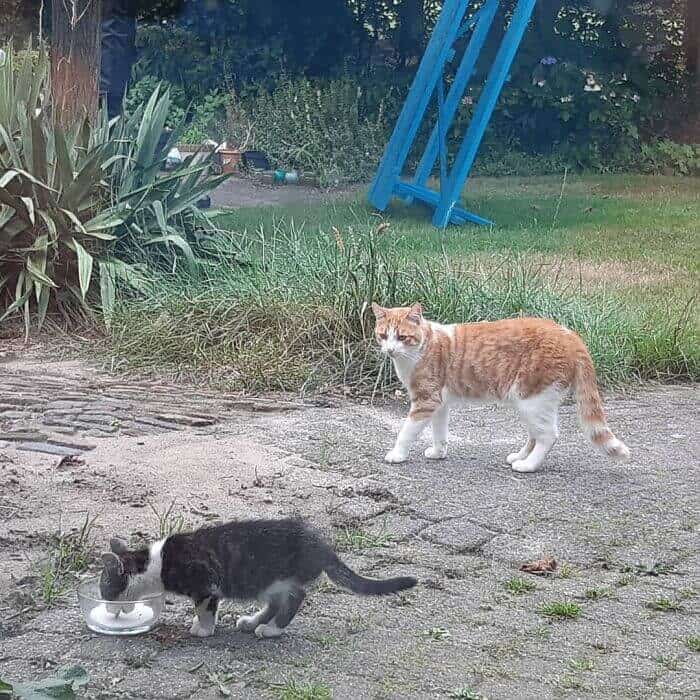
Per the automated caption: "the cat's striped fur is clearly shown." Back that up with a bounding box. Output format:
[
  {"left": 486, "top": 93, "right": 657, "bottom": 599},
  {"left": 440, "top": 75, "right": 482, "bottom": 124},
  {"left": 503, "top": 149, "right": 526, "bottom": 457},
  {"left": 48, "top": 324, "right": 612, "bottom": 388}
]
[{"left": 373, "top": 303, "right": 630, "bottom": 472}]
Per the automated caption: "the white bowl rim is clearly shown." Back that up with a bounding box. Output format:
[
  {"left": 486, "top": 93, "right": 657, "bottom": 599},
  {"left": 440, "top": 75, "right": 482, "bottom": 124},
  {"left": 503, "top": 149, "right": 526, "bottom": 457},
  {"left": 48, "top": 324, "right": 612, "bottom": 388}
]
[{"left": 77, "top": 578, "right": 165, "bottom": 604}]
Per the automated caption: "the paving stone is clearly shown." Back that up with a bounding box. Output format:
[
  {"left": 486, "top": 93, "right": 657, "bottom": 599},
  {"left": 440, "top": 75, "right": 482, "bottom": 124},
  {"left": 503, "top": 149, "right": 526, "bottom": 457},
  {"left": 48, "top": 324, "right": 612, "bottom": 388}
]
[
  {"left": 1, "top": 361, "right": 697, "bottom": 700},
  {"left": 329, "top": 497, "right": 391, "bottom": 525},
  {"left": 15, "top": 442, "right": 85, "bottom": 456},
  {"left": 420, "top": 518, "right": 494, "bottom": 552}
]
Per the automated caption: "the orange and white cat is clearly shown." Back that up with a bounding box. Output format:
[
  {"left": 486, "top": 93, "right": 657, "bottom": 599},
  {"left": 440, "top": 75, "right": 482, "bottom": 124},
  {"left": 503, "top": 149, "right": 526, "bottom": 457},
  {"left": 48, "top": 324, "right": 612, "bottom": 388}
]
[{"left": 372, "top": 303, "right": 630, "bottom": 473}]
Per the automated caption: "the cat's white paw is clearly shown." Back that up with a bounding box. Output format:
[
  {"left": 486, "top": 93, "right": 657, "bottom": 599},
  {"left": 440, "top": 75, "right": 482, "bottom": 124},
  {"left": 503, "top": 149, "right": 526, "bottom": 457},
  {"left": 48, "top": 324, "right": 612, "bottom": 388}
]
[
  {"left": 190, "top": 617, "right": 215, "bottom": 637},
  {"left": 236, "top": 615, "right": 258, "bottom": 632},
  {"left": 384, "top": 449, "right": 408, "bottom": 464},
  {"left": 424, "top": 445, "right": 447, "bottom": 460},
  {"left": 254, "top": 622, "right": 284, "bottom": 639},
  {"left": 506, "top": 452, "right": 522, "bottom": 465},
  {"left": 511, "top": 459, "right": 541, "bottom": 474}
]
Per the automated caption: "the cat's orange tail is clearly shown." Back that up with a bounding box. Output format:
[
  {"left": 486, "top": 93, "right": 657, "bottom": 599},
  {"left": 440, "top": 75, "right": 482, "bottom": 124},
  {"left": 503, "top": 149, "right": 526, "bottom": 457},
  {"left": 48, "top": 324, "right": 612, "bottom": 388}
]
[{"left": 574, "top": 353, "right": 631, "bottom": 462}]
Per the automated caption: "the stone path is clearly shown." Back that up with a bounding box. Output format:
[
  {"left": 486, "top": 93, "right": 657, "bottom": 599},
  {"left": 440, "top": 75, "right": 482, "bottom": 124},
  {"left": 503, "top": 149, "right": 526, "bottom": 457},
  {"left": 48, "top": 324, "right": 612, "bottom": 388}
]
[
  {"left": 210, "top": 177, "right": 358, "bottom": 210},
  {"left": 0, "top": 357, "right": 698, "bottom": 699}
]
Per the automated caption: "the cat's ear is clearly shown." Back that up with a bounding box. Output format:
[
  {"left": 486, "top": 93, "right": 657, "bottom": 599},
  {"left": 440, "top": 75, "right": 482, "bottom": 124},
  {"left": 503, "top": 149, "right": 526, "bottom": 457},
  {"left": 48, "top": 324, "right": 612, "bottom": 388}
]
[
  {"left": 110, "top": 537, "right": 128, "bottom": 554},
  {"left": 371, "top": 302, "right": 387, "bottom": 319},
  {"left": 406, "top": 303, "right": 423, "bottom": 323},
  {"left": 101, "top": 552, "right": 124, "bottom": 575}
]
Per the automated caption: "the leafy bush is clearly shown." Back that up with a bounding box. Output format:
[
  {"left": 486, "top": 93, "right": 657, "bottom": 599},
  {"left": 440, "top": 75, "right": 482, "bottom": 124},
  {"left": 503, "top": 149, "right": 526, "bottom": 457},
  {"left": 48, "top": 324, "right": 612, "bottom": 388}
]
[
  {"left": 0, "top": 44, "right": 227, "bottom": 332},
  {"left": 124, "top": 75, "right": 187, "bottom": 129},
  {"left": 125, "top": 77, "right": 230, "bottom": 144},
  {"left": 639, "top": 140, "right": 700, "bottom": 176},
  {"left": 244, "top": 76, "right": 394, "bottom": 185}
]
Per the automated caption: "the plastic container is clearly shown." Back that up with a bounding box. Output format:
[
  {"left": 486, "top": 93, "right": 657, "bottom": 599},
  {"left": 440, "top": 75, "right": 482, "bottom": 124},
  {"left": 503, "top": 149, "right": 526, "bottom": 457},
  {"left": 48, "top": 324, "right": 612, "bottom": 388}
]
[{"left": 77, "top": 580, "right": 164, "bottom": 636}]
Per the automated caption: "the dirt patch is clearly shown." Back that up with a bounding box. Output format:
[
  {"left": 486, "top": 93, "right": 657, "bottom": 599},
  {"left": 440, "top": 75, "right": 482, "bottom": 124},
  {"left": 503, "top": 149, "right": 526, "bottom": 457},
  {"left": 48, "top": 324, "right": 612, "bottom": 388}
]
[
  {"left": 211, "top": 176, "right": 359, "bottom": 209},
  {"left": 455, "top": 251, "right": 689, "bottom": 290}
]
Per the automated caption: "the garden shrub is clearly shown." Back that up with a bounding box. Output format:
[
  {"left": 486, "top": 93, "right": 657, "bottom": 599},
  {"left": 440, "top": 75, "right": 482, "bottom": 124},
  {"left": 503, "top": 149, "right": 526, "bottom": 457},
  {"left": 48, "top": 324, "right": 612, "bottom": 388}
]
[
  {"left": 244, "top": 76, "right": 395, "bottom": 185},
  {"left": 0, "top": 43, "right": 228, "bottom": 332}
]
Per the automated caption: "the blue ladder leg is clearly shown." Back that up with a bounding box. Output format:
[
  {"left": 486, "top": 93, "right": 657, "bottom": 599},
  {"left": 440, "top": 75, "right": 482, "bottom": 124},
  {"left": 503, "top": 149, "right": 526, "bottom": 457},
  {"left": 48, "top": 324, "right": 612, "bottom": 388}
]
[
  {"left": 368, "top": 0, "right": 469, "bottom": 211},
  {"left": 432, "top": 0, "right": 537, "bottom": 228},
  {"left": 409, "top": 0, "right": 500, "bottom": 199}
]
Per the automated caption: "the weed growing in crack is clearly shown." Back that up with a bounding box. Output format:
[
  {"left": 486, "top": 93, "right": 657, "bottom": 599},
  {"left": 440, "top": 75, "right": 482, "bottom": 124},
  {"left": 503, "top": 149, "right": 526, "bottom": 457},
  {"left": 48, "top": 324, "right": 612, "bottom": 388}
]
[
  {"left": 505, "top": 576, "right": 536, "bottom": 595},
  {"left": 39, "top": 514, "right": 97, "bottom": 607},
  {"left": 656, "top": 656, "right": 683, "bottom": 671},
  {"left": 149, "top": 500, "right": 189, "bottom": 538},
  {"left": 422, "top": 627, "right": 451, "bottom": 641},
  {"left": 449, "top": 687, "right": 483, "bottom": 700},
  {"left": 685, "top": 636, "right": 700, "bottom": 652},
  {"left": 568, "top": 658, "right": 594, "bottom": 672},
  {"left": 334, "top": 523, "right": 391, "bottom": 552},
  {"left": 538, "top": 601, "right": 582, "bottom": 620},
  {"left": 345, "top": 613, "right": 368, "bottom": 635},
  {"left": 560, "top": 674, "right": 585, "bottom": 690},
  {"left": 644, "top": 597, "right": 684, "bottom": 612},
  {"left": 584, "top": 587, "right": 616, "bottom": 600},
  {"left": 271, "top": 680, "right": 332, "bottom": 700},
  {"left": 558, "top": 562, "right": 579, "bottom": 579},
  {"left": 615, "top": 573, "right": 636, "bottom": 587},
  {"left": 389, "top": 591, "right": 414, "bottom": 607}
]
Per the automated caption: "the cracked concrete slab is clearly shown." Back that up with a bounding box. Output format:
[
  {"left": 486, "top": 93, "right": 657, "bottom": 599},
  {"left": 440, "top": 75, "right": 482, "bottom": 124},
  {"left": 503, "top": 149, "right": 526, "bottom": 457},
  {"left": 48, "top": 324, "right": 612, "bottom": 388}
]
[{"left": 1, "top": 357, "right": 698, "bottom": 699}]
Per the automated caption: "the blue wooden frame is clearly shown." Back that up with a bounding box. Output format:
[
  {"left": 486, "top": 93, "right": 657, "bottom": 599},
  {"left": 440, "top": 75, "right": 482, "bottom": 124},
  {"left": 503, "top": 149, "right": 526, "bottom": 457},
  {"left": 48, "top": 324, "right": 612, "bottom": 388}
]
[{"left": 368, "top": 0, "right": 538, "bottom": 228}]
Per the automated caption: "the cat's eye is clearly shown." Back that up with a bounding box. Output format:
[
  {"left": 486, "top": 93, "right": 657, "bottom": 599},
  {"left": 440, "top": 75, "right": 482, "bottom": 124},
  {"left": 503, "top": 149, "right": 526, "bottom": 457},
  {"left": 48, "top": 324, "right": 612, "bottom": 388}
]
[
  {"left": 397, "top": 334, "right": 407, "bottom": 342},
  {"left": 378, "top": 332, "right": 387, "bottom": 340}
]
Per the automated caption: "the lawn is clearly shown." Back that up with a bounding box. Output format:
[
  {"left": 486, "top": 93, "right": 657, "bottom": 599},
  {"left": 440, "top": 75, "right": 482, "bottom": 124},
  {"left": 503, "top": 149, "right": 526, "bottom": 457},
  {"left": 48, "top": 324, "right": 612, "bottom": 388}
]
[{"left": 109, "top": 175, "right": 699, "bottom": 393}]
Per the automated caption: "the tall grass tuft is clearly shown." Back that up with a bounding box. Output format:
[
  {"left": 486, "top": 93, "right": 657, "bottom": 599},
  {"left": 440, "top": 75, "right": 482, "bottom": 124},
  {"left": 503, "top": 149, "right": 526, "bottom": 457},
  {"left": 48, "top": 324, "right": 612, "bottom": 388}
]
[{"left": 109, "top": 220, "right": 698, "bottom": 394}]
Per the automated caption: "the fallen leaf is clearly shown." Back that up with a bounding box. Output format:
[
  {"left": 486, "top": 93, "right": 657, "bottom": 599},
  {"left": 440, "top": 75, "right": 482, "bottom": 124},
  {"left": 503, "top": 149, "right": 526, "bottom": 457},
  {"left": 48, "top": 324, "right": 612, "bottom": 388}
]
[{"left": 520, "top": 556, "right": 557, "bottom": 575}]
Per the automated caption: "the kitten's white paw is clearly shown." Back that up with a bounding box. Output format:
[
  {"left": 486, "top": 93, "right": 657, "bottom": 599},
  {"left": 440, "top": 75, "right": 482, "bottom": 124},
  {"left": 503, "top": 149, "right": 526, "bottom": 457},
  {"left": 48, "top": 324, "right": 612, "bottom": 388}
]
[
  {"left": 254, "top": 622, "right": 283, "bottom": 639},
  {"left": 190, "top": 618, "right": 215, "bottom": 637},
  {"left": 384, "top": 449, "right": 408, "bottom": 464},
  {"left": 511, "top": 459, "right": 541, "bottom": 474},
  {"left": 424, "top": 445, "right": 447, "bottom": 460},
  {"left": 236, "top": 615, "right": 258, "bottom": 632},
  {"left": 506, "top": 452, "right": 522, "bottom": 465}
]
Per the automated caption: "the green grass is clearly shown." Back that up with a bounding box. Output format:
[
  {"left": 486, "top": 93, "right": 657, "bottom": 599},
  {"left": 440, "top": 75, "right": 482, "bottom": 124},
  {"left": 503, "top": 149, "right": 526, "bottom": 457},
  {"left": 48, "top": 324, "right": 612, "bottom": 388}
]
[
  {"left": 685, "top": 636, "right": 700, "bottom": 652},
  {"left": 108, "top": 176, "right": 699, "bottom": 393},
  {"left": 39, "top": 514, "right": 97, "bottom": 607},
  {"left": 334, "top": 524, "right": 391, "bottom": 552},
  {"left": 538, "top": 601, "right": 582, "bottom": 620},
  {"left": 568, "top": 658, "right": 595, "bottom": 672},
  {"left": 149, "top": 500, "right": 189, "bottom": 538},
  {"left": 504, "top": 576, "right": 536, "bottom": 595},
  {"left": 644, "top": 597, "right": 684, "bottom": 612},
  {"left": 422, "top": 627, "right": 451, "bottom": 641},
  {"left": 272, "top": 681, "right": 332, "bottom": 700},
  {"left": 584, "top": 587, "right": 616, "bottom": 600},
  {"left": 656, "top": 655, "right": 683, "bottom": 671},
  {"left": 449, "top": 687, "right": 483, "bottom": 700}
]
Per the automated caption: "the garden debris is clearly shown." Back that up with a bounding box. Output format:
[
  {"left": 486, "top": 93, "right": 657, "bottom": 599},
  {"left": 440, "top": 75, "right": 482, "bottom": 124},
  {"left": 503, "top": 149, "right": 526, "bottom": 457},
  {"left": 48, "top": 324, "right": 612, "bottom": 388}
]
[
  {"left": 57, "top": 455, "right": 85, "bottom": 469},
  {"left": 520, "top": 556, "right": 557, "bottom": 575}
]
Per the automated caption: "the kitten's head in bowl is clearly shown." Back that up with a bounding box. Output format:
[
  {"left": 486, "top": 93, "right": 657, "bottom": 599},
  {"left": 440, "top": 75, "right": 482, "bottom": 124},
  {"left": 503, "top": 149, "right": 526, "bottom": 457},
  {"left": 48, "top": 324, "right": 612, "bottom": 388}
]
[{"left": 100, "top": 537, "right": 157, "bottom": 601}]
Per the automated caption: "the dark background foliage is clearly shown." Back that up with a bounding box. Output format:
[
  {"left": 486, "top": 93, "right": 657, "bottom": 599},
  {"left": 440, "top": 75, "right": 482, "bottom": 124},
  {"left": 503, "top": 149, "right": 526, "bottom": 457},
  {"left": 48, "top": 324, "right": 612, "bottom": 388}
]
[{"left": 5, "top": 1, "right": 699, "bottom": 176}]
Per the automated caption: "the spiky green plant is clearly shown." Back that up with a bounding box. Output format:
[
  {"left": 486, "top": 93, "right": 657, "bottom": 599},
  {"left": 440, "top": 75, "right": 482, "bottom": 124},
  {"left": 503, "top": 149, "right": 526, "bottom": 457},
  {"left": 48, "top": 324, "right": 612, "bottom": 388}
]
[{"left": 0, "top": 42, "right": 228, "bottom": 333}]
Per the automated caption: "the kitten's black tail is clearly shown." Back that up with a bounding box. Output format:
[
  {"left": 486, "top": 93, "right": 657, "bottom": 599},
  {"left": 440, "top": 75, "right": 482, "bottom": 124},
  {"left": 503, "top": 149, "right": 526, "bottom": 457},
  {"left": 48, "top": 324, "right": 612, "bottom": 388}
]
[{"left": 323, "top": 552, "right": 417, "bottom": 595}]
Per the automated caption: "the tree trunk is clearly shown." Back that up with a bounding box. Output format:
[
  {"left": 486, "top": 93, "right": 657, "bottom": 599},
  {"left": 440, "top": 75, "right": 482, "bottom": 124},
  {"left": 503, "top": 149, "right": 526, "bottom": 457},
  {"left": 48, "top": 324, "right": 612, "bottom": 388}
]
[
  {"left": 685, "top": 0, "right": 700, "bottom": 105},
  {"left": 51, "top": 0, "right": 103, "bottom": 126},
  {"left": 397, "top": 0, "right": 425, "bottom": 66}
]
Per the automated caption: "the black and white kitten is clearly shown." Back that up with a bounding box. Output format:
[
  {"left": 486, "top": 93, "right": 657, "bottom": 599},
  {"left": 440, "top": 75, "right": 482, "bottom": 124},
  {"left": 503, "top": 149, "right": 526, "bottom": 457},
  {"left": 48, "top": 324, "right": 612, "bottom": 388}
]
[{"left": 100, "top": 518, "right": 417, "bottom": 638}]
